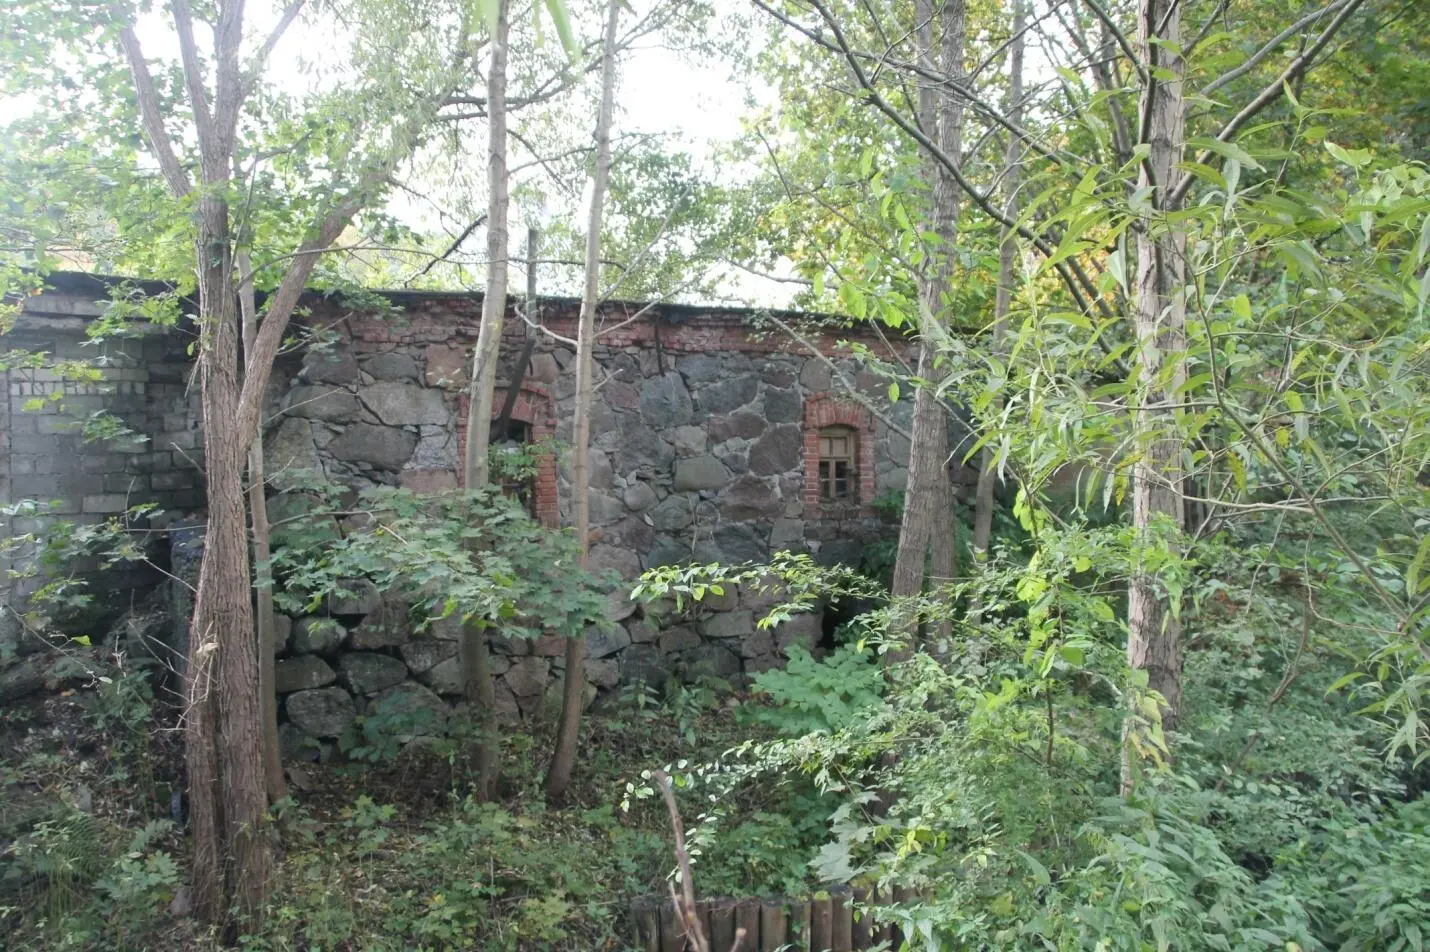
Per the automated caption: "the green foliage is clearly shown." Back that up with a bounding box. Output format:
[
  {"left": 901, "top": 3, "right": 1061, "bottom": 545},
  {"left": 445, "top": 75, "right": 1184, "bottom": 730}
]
[
  {"left": 1, "top": 814, "right": 178, "bottom": 950},
  {"left": 268, "top": 483, "right": 610, "bottom": 646},
  {"left": 745, "top": 644, "right": 884, "bottom": 736}
]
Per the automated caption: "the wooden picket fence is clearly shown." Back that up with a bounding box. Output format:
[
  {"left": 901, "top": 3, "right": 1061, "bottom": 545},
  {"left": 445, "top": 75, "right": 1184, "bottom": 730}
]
[{"left": 631, "top": 885, "right": 919, "bottom": 951}]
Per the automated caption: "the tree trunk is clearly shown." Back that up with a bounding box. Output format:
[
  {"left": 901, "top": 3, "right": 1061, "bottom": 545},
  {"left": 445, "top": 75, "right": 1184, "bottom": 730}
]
[
  {"left": 972, "top": 0, "right": 1026, "bottom": 559},
  {"left": 238, "top": 251, "right": 287, "bottom": 806},
  {"left": 889, "top": 0, "right": 965, "bottom": 649},
  {"left": 189, "top": 232, "right": 272, "bottom": 920},
  {"left": 1124, "top": 0, "right": 1187, "bottom": 789},
  {"left": 545, "top": 0, "right": 622, "bottom": 803},
  {"left": 463, "top": 0, "right": 511, "bottom": 492},
  {"left": 460, "top": 0, "right": 511, "bottom": 801}
]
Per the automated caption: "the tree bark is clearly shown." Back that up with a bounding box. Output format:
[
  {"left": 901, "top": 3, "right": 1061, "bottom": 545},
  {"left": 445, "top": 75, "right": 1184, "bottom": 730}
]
[
  {"left": 1124, "top": 0, "right": 1187, "bottom": 789},
  {"left": 972, "top": 0, "right": 1026, "bottom": 559},
  {"left": 889, "top": 0, "right": 965, "bottom": 649},
  {"left": 459, "top": 0, "right": 512, "bottom": 802},
  {"left": 463, "top": 0, "right": 512, "bottom": 493},
  {"left": 190, "top": 227, "right": 271, "bottom": 921},
  {"left": 545, "top": 0, "right": 622, "bottom": 803},
  {"left": 238, "top": 250, "right": 287, "bottom": 806}
]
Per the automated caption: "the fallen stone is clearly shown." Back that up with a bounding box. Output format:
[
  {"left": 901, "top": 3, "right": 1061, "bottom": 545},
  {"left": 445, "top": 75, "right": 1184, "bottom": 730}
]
[
  {"left": 274, "top": 656, "right": 337, "bottom": 693},
  {"left": 286, "top": 686, "right": 355, "bottom": 737}
]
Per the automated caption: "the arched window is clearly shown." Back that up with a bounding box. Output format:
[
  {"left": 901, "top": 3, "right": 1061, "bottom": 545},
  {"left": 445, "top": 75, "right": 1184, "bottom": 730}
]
[{"left": 802, "top": 393, "right": 876, "bottom": 514}]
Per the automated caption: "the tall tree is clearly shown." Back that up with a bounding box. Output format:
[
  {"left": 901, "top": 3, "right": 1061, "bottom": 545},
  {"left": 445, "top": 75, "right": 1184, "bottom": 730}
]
[
  {"left": 1123, "top": 0, "right": 1187, "bottom": 781},
  {"left": 545, "top": 0, "right": 623, "bottom": 803},
  {"left": 890, "top": 0, "right": 965, "bottom": 645},
  {"left": 100, "top": 0, "right": 465, "bottom": 921},
  {"left": 460, "top": 0, "right": 512, "bottom": 805}
]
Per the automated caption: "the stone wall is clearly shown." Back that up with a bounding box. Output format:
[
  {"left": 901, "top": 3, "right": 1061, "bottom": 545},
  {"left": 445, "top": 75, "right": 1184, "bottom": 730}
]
[
  {"left": 2, "top": 280, "right": 203, "bottom": 647},
  {"left": 5, "top": 275, "right": 976, "bottom": 744}
]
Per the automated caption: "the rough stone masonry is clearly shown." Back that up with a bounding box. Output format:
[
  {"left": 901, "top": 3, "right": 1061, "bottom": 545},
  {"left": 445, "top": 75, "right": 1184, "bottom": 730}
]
[{"left": 2, "top": 273, "right": 976, "bottom": 753}]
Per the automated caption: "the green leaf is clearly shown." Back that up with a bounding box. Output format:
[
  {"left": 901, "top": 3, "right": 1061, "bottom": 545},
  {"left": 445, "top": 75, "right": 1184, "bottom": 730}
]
[
  {"left": 887, "top": 381, "right": 900, "bottom": 403},
  {"left": 542, "top": 0, "right": 579, "bottom": 58},
  {"left": 1325, "top": 141, "right": 1371, "bottom": 168},
  {"left": 1187, "top": 136, "right": 1264, "bottom": 171}
]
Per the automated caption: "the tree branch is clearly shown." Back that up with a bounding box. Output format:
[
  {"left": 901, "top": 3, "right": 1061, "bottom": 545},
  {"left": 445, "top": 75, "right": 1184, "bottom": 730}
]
[
  {"left": 114, "top": 18, "right": 193, "bottom": 197},
  {"left": 1170, "top": 0, "right": 1366, "bottom": 206}
]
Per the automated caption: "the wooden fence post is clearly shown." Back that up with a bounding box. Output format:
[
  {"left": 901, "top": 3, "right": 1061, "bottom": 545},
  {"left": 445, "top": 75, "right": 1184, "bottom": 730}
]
[
  {"left": 851, "top": 886, "right": 873, "bottom": 947},
  {"left": 810, "top": 892, "right": 833, "bottom": 951},
  {"left": 759, "top": 898, "right": 787, "bottom": 951},
  {"left": 830, "top": 885, "right": 853, "bottom": 951},
  {"left": 633, "top": 896, "right": 662, "bottom": 952},
  {"left": 736, "top": 897, "right": 761, "bottom": 950},
  {"left": 788, "top": 896, "right": 811, "bottom": 951},
  {"left": 709, "top": 898, "right": 737, "bottom": 952}
]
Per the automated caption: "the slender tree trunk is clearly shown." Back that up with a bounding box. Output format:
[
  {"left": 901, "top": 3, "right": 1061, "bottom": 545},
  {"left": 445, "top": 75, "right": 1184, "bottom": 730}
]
[
  {"left": 464, "top": 0, "right": 511, "bottom": 492},
  {"left": 1124, "top": 0, "right": 1187, "bottom": 789},
  {"left": 890, "top": 0, "right": 965, "bottom": 648},
  {"left": 459, "top": 0, "right": 511, "bottom": 802},
  {"left": 973, "top": 0, "right": 1026, "bottom": 559},
  {"left": 545, "top": 0, "right": 622, "bottom": 802},
  {"left": 237, "top": 252, "right": 287, "bottom": 806}
]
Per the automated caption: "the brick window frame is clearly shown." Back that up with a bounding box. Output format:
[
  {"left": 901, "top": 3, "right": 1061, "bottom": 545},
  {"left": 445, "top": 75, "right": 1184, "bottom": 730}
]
[
  {"left": 803, "top": 393, "right": 875, "bottom": 516},
  {"left": 456, "top": 382, "right": 558, "bottom": 528}
]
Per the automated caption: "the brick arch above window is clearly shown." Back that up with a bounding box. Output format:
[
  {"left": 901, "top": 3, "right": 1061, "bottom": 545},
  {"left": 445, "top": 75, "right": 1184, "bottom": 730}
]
[
  {"left": 803, "top": 393, "right": 876, "bottom": 515},
  {"left": 455, "top": 381, "right": 558, "bottom": 528}
]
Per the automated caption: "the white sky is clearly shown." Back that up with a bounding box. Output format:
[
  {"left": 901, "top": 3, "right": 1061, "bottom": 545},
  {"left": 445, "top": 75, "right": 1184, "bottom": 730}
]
[{"left": 0, "top": 1, "right": 791, "bottom": 304}]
